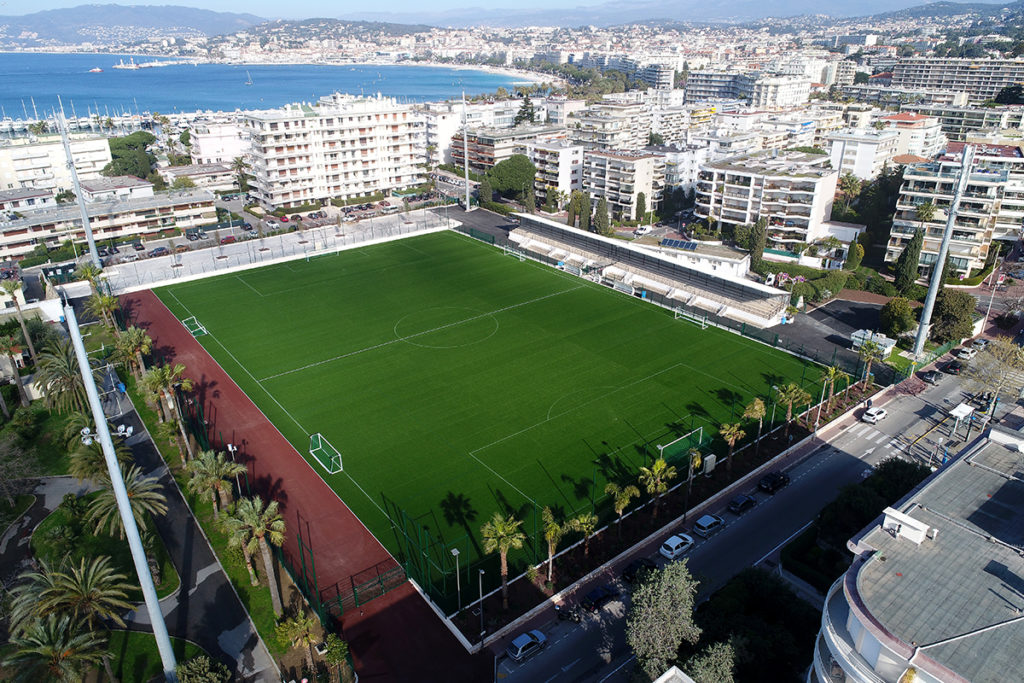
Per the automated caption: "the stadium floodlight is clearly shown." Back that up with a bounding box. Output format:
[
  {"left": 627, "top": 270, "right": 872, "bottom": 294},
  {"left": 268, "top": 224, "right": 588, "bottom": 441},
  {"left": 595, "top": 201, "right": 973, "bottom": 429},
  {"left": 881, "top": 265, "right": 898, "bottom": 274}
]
[{"left": 451, "top": 548, "right": 461, "bottom": 611}]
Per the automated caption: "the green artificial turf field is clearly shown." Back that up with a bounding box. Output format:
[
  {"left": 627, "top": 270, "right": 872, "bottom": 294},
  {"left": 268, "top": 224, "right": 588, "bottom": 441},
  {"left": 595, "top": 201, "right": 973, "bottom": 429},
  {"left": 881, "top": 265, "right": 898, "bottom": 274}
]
[{"left": 156, "top": 230, "right": 817, "bottom": 596}]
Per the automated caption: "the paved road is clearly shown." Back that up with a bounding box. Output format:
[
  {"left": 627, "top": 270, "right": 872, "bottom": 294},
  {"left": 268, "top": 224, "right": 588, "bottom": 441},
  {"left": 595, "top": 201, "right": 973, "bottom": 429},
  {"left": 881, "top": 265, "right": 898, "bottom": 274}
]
[{"left": 495, "top": 371, "right": 994, "bottom": 683}]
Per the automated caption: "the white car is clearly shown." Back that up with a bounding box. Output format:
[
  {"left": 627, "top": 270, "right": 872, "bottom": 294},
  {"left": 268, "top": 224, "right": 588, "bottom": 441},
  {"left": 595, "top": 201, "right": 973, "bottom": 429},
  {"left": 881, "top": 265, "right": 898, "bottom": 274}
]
[
  {"left": 862, "top": 407, "right": 888, "bottom": 424},
  {"left": 956, "top": 347, "right": 978, "bottom": 361},
  {"left": 659, "top": 533, "right": 694, "bottom": 560}
]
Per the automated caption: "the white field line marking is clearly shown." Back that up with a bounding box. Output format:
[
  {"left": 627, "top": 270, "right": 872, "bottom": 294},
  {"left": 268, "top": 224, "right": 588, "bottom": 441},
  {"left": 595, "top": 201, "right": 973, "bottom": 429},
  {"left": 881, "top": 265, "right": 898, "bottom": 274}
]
[
  {"left": 235, "top": 274, "right": 264, "bottom": 297},
  {"left": 258, "top": 286, "right": 584, "bottom": 382}
]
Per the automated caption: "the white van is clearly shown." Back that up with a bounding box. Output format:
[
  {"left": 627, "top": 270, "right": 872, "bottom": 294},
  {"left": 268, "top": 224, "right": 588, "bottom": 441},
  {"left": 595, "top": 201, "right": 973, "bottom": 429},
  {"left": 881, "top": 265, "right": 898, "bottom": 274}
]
[{"left": 634, "top": 225, "right": 651, "bottom": 237}]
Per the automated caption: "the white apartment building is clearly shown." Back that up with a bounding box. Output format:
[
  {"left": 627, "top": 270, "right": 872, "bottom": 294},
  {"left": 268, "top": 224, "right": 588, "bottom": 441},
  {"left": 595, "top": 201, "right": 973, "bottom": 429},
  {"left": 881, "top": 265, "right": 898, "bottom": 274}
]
[
  {"left": 695, "top": 150, "right": 839, "bottom": 249},
  {"left": 582, "top": 150, "right": 665, "bottom": 221},
  {"left": 189, "top": 122, "right": 249, "bottom": 165},
  {"left": 0, "top": 134, "right": 111, "bottom": 194},
  {"left": 79, "top": 176, "right": 154, "bottom": 203},
  {"left": 421, "top": 99, "right": 530, "bottom": 166},
  {"left": 901, "top": 103, "right": 1024, "bottom": 142},
  {"left": 525, "top": 139, "right": 583, "bottom": 206},
  {"left": 822, "top": 60, "right": 856, "bottom": 87},
  {"left": 159, "top": 163, "right": 237, "bottom": 192},
  {"left": 451, "top": 124, "right": 565, "bottom": 175},
  {"left": 685, "top": 71, "right": 754, "bottom": 103},
  {"left": 545, "top": 97, "right": 587, "bottom": 126},
  {"left": 879, "top": 113, "right": 947, "bottom": 159},
  {"left": 660, "top": 145, "right": 713, "bottom": 194},
  {"left": 811, "top": 426, "right": 1024, "bottom": 683},
  {"left": 750, "top": 75, "right": 811, "bottom": 109},
  {"left": 892, "top": 57, "right": 1024, "bottom": 103},
  {"left": 570, "top": 102, "right": 652, "bottom": 151},
  {"left": 0, "top": 187, "right": 55, "bottom": 212},
  {"left": 244, "top": 93, "right": 426, "bottom": 209},
  {"left": 828, "top": 129, "right": 900, "bottom": 180}
]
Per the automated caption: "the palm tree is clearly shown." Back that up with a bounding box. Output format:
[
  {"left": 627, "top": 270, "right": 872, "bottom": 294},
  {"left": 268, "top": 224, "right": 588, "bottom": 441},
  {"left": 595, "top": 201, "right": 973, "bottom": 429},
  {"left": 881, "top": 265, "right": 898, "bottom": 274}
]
[
  {"left": 2, "top": 614, "right": 106, "bottom": 682},
  {"left": 69, "top": 439, "right": 132, "bottom": 484},
  {"left": 570, "top": 511, "right": 599, "bottom": 557},
  {"left": 231, "top": 156, "right": 250, "bottom": 191},
  {"left": 858, "top": 340, "right": 882, "bottom": 389},
  {"left": 719, "top": 423, "right": 746, "bottom": 478},
  {"left": 187, "top": 450, "right": 246, "bottom": 518},
  {"left": 742, "top": 398, "right": 767, "bottom": 455},
  {"left": 686, "top": 448, "right": 702, "bottom": 496},
  {"left": 7, "top": 560, "right": 62, "bottom": 636},
  {"left": 88, "top": 463, "right": 169, "bottom": 538},
  {"left": 541, "top": 506, "right": 565, "bottom": 583},
  {"left": 276, "top": 609, "right": 319, "bottom": 672},
  {"left": 480, "top": 512, "right": 526, "bottom": 611},
  {"left": 604, "top": 482, "right": 639, "bottom": 539},
  {"left": 224, "top": 496, "right": 286, "bottom": 616},
  {"left": 75, "top": 263, "right": 104, "bottom": 295},
  {"left": 224, "top": 510, "right": 260, "bottom": 586},
  {"left": 35, "top": 339, "right": 97, "bottom": 415},
  {"left": 638, "top": 457, "right": 677, "bottom": 519},
  {"left": 115, "top": 326, "right": 152, "bottom": 381},
  {"left": 775, "top": 383, "right": 812, "bottom": 439},
  {"left": 142, "top": 363, "right": 194, "bottom": 459},
  {"left": 84, "top": 293, "right": 120, "bottom": 337},
  {"left": 916, "top": 200, "right": 936, "bottom": 232},
  {"left": 0, "top": 334, "right": 29, "bottom": 407},
  {"left": 0, "top": 280, "right": 37, "bottom": 362},
  {"left": 821, "top": 366, "right": 849, "bottom": 412}
]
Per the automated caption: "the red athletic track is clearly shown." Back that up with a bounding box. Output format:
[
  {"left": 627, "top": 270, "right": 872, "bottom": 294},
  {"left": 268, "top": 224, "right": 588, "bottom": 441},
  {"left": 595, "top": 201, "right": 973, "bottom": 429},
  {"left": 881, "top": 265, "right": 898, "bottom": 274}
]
[{"left": 125, "top": 289, "right": 492, "bottom": 682}]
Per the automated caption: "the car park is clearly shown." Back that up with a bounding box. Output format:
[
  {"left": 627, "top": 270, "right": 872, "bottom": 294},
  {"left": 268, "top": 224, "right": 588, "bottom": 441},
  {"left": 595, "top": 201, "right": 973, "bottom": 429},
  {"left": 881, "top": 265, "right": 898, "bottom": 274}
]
[
  {"left": 659, "top": 533, "right": 694, "bottom": 560},
  {"left": 955, "top": 347, "right": 978, "bottom": 361},
  {"left": 693, "top": 513, "right": 725, "bottom": 538},
  {"left": 945, "top": 360, "right": 964, "bottom": 375},
  {"left": 622, "top": 557, "right": 657, "bottom": 583},
  {"left": 862, "top": 407, "right": 888, "bottom": 424},
  {"left": 758, "top": 471, "right": 790, "bottom": 494},
  {"left": 921, "top": 370, "right": 943, "bottom": 385},
  {"left": 727, "top": 494, "right": 756, "bottom": 515},
  {"left": 581, "top": 584, "right": 621, "bottom": 612},
  {"left": 506, "top": 630, "right": 547, "bottom": 663}
]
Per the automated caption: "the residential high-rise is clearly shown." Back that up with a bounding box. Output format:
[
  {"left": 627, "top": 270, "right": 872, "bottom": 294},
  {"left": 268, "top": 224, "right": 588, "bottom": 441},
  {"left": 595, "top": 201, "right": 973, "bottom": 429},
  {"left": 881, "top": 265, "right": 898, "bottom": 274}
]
[
  {"left": 570, "top": 102, "right": 652, "bottom": 151},
  {"left": 582, "top": 150, "right": 665, "bottom": 221},
  {"left": 900, "top": 102, "right": 1024, "bottom": 142},
  {"left": 878, "top": 113, "right": 947, "bottom": 159},
  {"left": 524, "top": 139, "right": 584, "bottom": 206},
  {"left": 451, "top": 124, "right": 565, "bottom": 175},
  {"left": 891, "top": 57, "right": 1024, "bottom": 103},
  {"left": 0, "top": 134, "right": 111, "bottom": 193},
  {"left": 189, "top": 123, "right": 250, "bottom": 165},
  {"left": 828, "top": 129, "right": 900, "bottom": 180}
]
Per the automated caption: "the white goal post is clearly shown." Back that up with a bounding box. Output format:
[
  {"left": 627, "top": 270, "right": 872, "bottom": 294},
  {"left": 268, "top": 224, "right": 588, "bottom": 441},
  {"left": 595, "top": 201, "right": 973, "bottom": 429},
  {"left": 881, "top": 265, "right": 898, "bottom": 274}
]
[
  {"left": 502, "top": 245, "right": 526, "bottom": 261},
  {"left": 674, "top": 307, "right": 708, "bottom": 329},
  {"left": 181, "top": 315, "right": 209, "bottom": 337},
  {"left": 309, "top": 432, "right": 343, "bottom": 473}
]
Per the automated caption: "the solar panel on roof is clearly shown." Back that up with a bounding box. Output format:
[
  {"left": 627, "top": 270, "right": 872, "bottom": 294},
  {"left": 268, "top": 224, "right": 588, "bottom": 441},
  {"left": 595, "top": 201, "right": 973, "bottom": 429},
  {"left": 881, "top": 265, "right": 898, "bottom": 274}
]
[
  {"left": 660, "top": 239, "right": 700, "bottom": 251},
  {"left": 661, "top": 238, "right": 683, "bottom": 248}
]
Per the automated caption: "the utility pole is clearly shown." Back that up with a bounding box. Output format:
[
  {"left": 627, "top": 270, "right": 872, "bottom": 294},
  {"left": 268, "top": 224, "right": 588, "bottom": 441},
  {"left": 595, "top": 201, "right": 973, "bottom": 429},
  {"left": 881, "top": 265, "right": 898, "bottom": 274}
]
[
  {"left": 462, "top": 92, "right": 472, "bottom": 212},
  {"left": 913, "top": 145, "right": 975, "bottom": 357},
  {"left": 57, "top": 97, "right": 102, "bottom": 269},
  {"left": 62, "top": 295, "right": 178, "bottom": 680}
]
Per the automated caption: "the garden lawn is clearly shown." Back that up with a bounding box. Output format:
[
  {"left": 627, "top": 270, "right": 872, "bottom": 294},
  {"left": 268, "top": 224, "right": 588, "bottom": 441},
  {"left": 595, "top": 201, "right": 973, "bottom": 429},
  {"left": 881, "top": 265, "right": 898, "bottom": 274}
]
[
  {"left": 107, "top": 629, "right": 205, "bottom": 682},
  {"left": 155, "top": 231, "right": 820, "bottom": 591}
]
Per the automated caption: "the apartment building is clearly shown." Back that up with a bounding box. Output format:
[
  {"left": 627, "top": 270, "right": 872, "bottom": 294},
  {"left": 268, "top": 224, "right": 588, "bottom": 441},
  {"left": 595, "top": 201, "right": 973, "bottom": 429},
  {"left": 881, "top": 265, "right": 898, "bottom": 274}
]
[
  {"left": 79, "top": 175, "right": 154, "bottom": 202},
  {"left": 570, "top": 102, "right": 652, "bottom": 151},
  {"left": 0, "top": 134, "right": 111, "bottom": 194},
  {"left": 822, "top": 60, "right": 857, "bottom": 87},
  {"left": 811, "top": 425, "right": 1024, "bottom": 683},
  {"left": 751, "top": 75, "right": 811, "bottom": 109},
  {"left": 524, "top": 138, "right": 584, "bottom": 206},
  {"left": 451, "top": 124, "right": 565, "bottom": 175},
  {"left": 0, "top": 187, "right": 215, "bottom": 261},
  {"left": 0, "top": 187, "right": 55, "bottom": 212},
  {"left": 659, "top": 145, "right": 713, "bottom": 193},
  {"left": 886, "top": 142, "right": 1024, "bottom": 276},
  {"left": 892, "top": 57, "right": 1024, "bottom": 103},
  {"left": 244, "top": 93, "right": 426, "bottom": 209},
  {"left": 638, "top": 63, "right": 674, "bottom": 90},
  {"left": 189, "top": 122, "right": 249, "bottom": 165},
  {"left": 840, "top": 85, "right": 969, "bottom": 108},
  {"left": 901, "top": 102, "right": 1024, "bottom": 142},
  {"left": 159, "top": 163, "right": 237, "bottom": 192},
  {"left": 695, "top": 150, "right": 839, "bottom": 249},
  {"left": 828, "top": 129, "right": 899, "bottom": 180},
  {"left": 582, "top": 150, "right": 665, "bottom": 221},
  {"left": 421, "top": 99, "right": 532, "bottom": 166},
  {"left": 545, "top": 97, "right": 587, "bottom": 126},
  {"left": 879, "top": 112, "right": 947, "bottom": 159},
  {"left": 685, "top": 71, "right": 754, "bottom": 103}
]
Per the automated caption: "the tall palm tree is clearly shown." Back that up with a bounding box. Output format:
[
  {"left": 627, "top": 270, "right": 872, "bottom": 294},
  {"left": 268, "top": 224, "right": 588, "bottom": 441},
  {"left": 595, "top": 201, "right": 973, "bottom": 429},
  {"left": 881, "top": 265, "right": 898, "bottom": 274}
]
[
  {"left": 2, "top": 614, "right": 106, "bottom": 682},
  {"left": 84, "top": 293, "right": 121, "bottom": 338},
  {"left": 69, "top": 439, "right": 133, "bottom": 485},
  {"left": 0, "top": 280, "right": 37, "bottom": 362},
  {"left": 224, "top": 510, "right": 260, "bottom": 586},
  {"left": 88, "top": 463, "right": 169, "bottom": 538},
  {"left": 7, "top": 560, "right": 62, "bottom": 636},
  {"left": 742, "top": 398, "right": 767, "bottom": 455},
  {"left": 686, "top": 448, "right": 702, "bottom": 496},
  {"left": 604, "top": 482, "right": 639, "bottom": 539},
  {"left": 115, "top": 326, "right": 152, "bottom": 380},
  {"left": 187, "top": 450, "right": 246, "bottom": 518},
  {"left": 74, "top": 263, "right": 104, "bottom": 295},
  {"left": 916, "top": 200, "right": 936, "bottom": 232},
  {"left": 224, "top": 496, "right": 286, "bottom": 616},
  {"left": 231, "top": 156, "right": 250, "bottom": 191},
  {"left": 142, "top": 363, "right": 194, "bottom": 459},
  {"left": 275, "top": 609, "right": 319, "bottom": 672},
  {"left": 541, "top": 506, "right": 565, "bottom": 583},
  {"left": 480, "top": 512, "right": 526, "bottom": 611},
  {"left": 570, "top": 511, "right": 599, "bottom": 557},
  {"left": 0, "top": 334, "right": 29, "bottom": 407},
  {"left": 638, "top": 457, "right": 677, "bottom": 519},
  {"left": 719, "top": 423, "right": 746, "bottom": 478},
  {"left": 35, "top": 339, "right": 97, "bottom": 415},
  {"left": 775, "top": 383, "right": 812, "bottom": 439},
  {"left": 821, "top": 366, "right": 849, "bottom": 412},
  {"left": 858, "top": 340, "right": 882, "bottom": 389}
]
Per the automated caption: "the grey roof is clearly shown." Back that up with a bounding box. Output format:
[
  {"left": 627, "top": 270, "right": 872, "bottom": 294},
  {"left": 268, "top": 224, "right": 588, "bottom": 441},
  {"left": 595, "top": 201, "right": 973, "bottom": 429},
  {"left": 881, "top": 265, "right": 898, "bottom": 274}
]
[
  {"left": 852, "top": 435, "right": 1024, "bottom": 683},
  {"left": 0, "top": 187, "right": 51, "bottom": 202},
  {"left": 79, "top": 175, "right": 152, "bottom": 192}
]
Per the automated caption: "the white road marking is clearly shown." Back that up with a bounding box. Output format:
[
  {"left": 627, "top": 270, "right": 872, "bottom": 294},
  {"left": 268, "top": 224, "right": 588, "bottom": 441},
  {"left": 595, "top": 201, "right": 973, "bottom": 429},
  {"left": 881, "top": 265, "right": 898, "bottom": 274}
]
[
  {"left": 562, "top": 658, "right": 581, "bottom": 672},
  {"left": 874, "top": 432, "right": 888, "bottom": 444},
  {"left": 863, "top": 447, "right": 876, "bottom": 457}
]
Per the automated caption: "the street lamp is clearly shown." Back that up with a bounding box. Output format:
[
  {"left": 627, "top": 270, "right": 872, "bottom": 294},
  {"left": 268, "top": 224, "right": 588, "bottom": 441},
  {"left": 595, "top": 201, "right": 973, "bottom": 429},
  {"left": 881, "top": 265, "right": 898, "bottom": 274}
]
[
  {"left": 478, "top": 569, "right": 485, "bottom": 639},
  {"left": 226, "top": 443, "right": 243, "bottom": 496},
  {"left": 451, "top": 548, "right": 461, "bottom": 612}
]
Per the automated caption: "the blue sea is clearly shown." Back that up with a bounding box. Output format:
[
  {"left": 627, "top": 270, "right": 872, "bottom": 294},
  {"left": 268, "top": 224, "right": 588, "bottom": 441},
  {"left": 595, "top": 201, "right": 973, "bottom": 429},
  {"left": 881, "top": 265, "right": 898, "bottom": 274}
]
[{"left": 0, "top": 52, "right": 527, "bottom": 118}]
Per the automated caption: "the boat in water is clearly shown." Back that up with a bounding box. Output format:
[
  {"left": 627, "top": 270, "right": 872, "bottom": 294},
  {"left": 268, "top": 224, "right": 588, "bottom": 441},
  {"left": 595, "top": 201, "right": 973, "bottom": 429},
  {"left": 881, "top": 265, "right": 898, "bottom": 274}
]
[
  {"left": 89, "top": 67, "right": 103, "bottom": 73},
  {"left": 245, "top": 70, "right": 253, "bottom": 86},
  {"left": 112, "top": 58, "right": 140, "bottom": 70}
]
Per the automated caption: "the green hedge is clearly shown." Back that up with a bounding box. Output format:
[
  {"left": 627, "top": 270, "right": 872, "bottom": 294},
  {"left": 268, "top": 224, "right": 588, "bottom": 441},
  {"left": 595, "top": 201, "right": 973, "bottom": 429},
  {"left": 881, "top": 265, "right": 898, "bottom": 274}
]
[
  {"left": 481, "top": 201, "right": 514, "bottom": 216},
  {"left": 437, "top": 163, "right": 484, "bottom": 183},
  {"left": 331, "top": 191, "right": 387, "bottom": 207},
  {"left": 951, "top": 264, "right": 994, "bottom": 287},
  {"left": 272, "top": 203, "right": 320, "bottom": 216}
]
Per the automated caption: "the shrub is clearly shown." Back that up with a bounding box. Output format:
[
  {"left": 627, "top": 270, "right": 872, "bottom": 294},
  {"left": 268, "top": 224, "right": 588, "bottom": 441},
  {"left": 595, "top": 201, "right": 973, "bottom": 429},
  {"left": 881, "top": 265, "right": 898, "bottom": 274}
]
[
  {"left": 994, "top": 312, "right": 1019, "bottom": 330},
  {"left": 867, "top": 276, "right": 897, "bottom": 297}
]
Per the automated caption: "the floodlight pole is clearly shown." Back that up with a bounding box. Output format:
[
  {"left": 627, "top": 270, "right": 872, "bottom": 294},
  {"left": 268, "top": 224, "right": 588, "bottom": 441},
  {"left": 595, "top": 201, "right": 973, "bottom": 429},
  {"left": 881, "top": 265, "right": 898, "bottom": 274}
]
[
  {"left": 451, "top": 548, "right": 461, "bottom": 611},
  {"left": 57, "top": 98, "right": 102, "bottom": 269},
  {"left": 478, "top": 569, "right": 485, "bottom": 639},
  {"left": 462, "top": 92, "right": 472, "bottom": 212},
  {"left": 62, "top": 296, "right": 178, "bottom": 680}
]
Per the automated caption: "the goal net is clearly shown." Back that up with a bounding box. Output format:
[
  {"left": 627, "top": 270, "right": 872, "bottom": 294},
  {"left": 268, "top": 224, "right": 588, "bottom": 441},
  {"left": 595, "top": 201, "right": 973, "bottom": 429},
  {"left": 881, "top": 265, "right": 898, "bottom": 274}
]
[
  {"left": 503, "top": 245, "right": 526, "bottom": 261},
  {"left": 309, "top": 432, "right": 343, "bottom": 474},
  {"left": 181, "top": 316, "right": 208, "bottom": 337},
  {"left": 674, "top": 307, "right": 707, "bottom": 329}
]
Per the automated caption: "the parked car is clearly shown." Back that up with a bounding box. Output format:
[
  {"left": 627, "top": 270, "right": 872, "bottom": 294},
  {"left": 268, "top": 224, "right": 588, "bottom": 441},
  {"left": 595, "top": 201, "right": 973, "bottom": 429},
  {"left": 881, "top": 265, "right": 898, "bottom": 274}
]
[
  {"left": 174, "top": 244, "right": 189, "bottom": 254},
  {"left": 973, "top": 338, "right": 991, "bottom": 350},
  {"left": 634, "top": 225, "right": 651, "bottom": 237},
  {"left": 132, "top": 241, "right": 144, "bottom": 251},
  {"left": 758, "top": 471, "right": 791, "bottom": 494},
  {"left": 187, "top": 232, "right": 199, "bottom": 241},
  {"left": 246, "top": 229, "right": 259, "bottom": 239},
  {"left": 506, "top": 630, "right": 547, "bottom": 663},
  {"left": 659, "top": 533, "right": 694, "bottom": 561},
  {"left": 622, "top": 557, "right": 657, "bottom": 584},
  {"left": 693, "top": 513, "right": 725, "bottom": 539},
  {"left": 580, "top": 585, "right": 621, "bottom": 612},
  {"left": 197, "top": 231, "right": 208, "bottom": 240},
  {"left": 97, "top": 246, "right": 109, "bottom": 257},
  {"left": 945, "top": 360, "right": 964, "bottom": 375},
  {"left": 727, "top": 494, "right": 756, "bottom": 516},
  {"left": 109, "top": 244, "right": 120, "bottom": 254},
  {"left": 220, "top": 235, "right": 237, "bottom": 245},
  {"left": 862, "top": 407, "right": 888, "bottom": 424},
  {"left": 243, "top": 222, "right": 252, "bottom": 229},
  {"left": 280, "top": 215, "right": 290, "bottom": 223},
  {"left": 955, "top": 347, "right": 978, "bottom": 361},
  {"left": 147, "top": 246, "right": 169, "bottom": 258},
  {"left": 921, "top": 370, "right": 943, "bottom": 385}
]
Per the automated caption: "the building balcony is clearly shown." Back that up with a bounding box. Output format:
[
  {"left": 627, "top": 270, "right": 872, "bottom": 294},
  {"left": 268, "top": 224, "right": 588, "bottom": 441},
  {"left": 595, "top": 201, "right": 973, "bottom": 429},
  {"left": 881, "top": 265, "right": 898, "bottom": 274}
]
[{"left": 821, "top": 579, "right": 890, "bottom": 683}]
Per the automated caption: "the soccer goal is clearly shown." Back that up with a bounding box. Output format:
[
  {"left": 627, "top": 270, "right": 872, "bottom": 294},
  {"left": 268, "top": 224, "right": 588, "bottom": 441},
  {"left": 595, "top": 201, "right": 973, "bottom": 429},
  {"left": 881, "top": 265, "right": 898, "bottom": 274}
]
[
  {"left": 309, "top": 433, "right": 343, "bottom": 474},
  {"left": 674, "top": 307, "right": 708, "bottom": 330},
  {"left": 181, "top": 316, "right": 208, "bottom": 337},
  {"left": 503, "top": 245, "right": 526, "bottom": 261}
]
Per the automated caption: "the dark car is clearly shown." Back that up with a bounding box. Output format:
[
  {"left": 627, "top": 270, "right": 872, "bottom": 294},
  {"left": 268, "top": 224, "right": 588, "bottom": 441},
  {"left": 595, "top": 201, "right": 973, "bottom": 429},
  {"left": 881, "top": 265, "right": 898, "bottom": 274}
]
[
  {"left": 97, "top": 246, "right": 109, "bottom": 257},
  {"left": 623, "top": 557, "right": 657, "bottom": 584},
  {"left": 727, "top": 494, "right": 757, "bottom": 515},
  {"left": 580, "top": 584, "right": 621, "bottom": 612},
  {"left": 132, "top": 241, "right": 144, "bottom": 251},
  {"left": 187, "top": 232, "right": 199, "bottom": 241},
  {"left": 945, "top": 360, "right": 964, "bottom": 375},
  {"left": 758, "top": 472, "right": 791, "bottom": 494},
  {"left": 109, "top": 244, "right": 120, "bottom": 254},
  {"left": 921, "top": 370, "right": 943, "bottom": 385},
  {"left": 147, "top": 246, "right": 169, "bottom": 258}
]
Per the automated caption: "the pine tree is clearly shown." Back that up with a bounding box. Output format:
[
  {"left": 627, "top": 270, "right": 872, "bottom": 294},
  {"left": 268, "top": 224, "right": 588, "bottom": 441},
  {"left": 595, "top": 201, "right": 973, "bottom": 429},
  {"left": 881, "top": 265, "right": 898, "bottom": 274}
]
[
  {"left": 524, "top": 184, "right": 536, "bottom": 214},
  {"left": 595, "top": 196, "right": 611, "bottom": 235},
  {"left": 566, "top": 191, "right": 579, "bottom": 227},
  {"left": 893, "top": 229, "right": 924, "bottom": 293},
  {"left": 750, "top": 218, "right": 767, "bottom": 272},
  {"left": 845, "top": 242, "right": 864, "bottom": 270},
  {"left": 478, "top": 176, "right": 493, "bottom": 205},
  {"left": 580, "top": 193, "right": 592, "bottom": 232},
  {"left": 635, "top": 192, "right": 647, "bottom": 222}
]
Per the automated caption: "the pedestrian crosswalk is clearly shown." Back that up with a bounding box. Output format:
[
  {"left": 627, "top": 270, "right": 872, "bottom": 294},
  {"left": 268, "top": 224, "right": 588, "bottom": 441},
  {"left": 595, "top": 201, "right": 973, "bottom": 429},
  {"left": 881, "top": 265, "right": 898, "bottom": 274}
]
[{"left": 846, "top": 422, "right": 907, "bottom": 452}]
